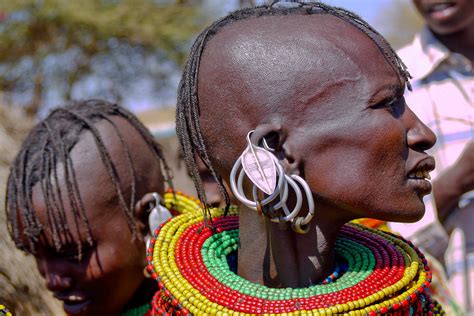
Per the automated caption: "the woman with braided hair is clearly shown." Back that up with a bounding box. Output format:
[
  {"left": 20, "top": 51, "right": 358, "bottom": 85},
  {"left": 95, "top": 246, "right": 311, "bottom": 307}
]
[
  {"left": 5, "top": 99, "right": 183, "bottom": 315},
  {"left": 146, "top": 1, "right": 446, "bottom": 315}
]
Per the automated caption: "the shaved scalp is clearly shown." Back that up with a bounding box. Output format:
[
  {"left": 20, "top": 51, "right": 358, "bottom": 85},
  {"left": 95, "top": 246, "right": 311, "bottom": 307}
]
[
  {"left": 176, "top": 1, "right": 410, "bottom": 221},
  {"left": 6, "top": 100, "right": 173, "bottom": 255}
]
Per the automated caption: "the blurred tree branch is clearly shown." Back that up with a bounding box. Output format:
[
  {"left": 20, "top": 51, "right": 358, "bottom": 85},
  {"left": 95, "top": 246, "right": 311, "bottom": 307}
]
[{"left": 0, "top": 0, "right": 208, "bottom": 117}]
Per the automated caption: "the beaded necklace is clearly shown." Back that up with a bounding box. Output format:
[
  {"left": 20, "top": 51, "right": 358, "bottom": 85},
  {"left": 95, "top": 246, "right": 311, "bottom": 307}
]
[
  {"left": 148, "top": 193, "right": 444, "bottom": 316},
  {"left": 119, "top": 303, "right": 151, "bottom": 316}
]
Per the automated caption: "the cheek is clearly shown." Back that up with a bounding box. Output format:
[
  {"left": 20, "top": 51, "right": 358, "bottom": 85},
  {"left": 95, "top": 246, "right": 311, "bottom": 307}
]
[
  {"left": 303, "top": 124, "right": 406, "bottom": 207},
  {"left": 84, "top": 239, "right": 145, "bottom": 313},
  {"left": 86, "top": 240, "right": 144, "bottom": 281}
]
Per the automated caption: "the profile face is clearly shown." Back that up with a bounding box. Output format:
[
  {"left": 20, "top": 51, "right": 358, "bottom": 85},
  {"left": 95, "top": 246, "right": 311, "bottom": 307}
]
[
  {"left": 18, "top": 118, "right": 159, "bottom": 316},
  {"left": 413, "top": 0, "right": 474, "bottom": 34},
  {"left": 197, "top": 14, "right": 436, "bottom": 223}
]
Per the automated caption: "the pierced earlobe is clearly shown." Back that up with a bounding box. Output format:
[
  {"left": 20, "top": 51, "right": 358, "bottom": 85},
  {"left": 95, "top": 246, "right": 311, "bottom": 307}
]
[{"left": 229, "top": 130, "right": 315, "bottom": 234}]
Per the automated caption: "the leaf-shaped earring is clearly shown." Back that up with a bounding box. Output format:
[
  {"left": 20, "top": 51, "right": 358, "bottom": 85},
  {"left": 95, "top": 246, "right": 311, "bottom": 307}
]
[
  {"left": 230, "top": 131, "right": 285, "bottom": 211},
  {"left": 241, "top": 133, "right": 277, "bottom": 195},
  {"left": 229, "top": 130, "right": 316, "bottom": 234}
]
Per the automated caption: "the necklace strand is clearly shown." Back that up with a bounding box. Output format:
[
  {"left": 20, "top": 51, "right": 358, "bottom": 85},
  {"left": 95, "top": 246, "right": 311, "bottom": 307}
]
[{"left": 148, "top": 191, "right": 444, "bottom": 315}]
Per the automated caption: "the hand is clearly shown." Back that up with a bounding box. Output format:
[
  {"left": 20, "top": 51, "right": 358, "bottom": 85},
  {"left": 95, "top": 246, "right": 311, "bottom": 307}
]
[
  {"left": 452, "top": 141, "right": 474, "bottom": 193},
  {"left": 433, "top": 141, "right": 474, "bottom": 223}
]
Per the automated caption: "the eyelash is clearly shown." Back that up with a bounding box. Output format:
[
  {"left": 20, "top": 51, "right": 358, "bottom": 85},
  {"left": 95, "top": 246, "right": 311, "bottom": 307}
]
[{"left": 371, "top": 98, "right": 397, "bottom": 110}]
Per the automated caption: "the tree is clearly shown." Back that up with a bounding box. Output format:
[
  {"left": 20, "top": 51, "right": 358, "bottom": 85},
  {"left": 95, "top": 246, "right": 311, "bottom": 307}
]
[
  {"left": 0, "top": 0, "right": 209, "bottom": 116},
  {"left": 374, "top": 1, "right": 423, "bottom": 50}
]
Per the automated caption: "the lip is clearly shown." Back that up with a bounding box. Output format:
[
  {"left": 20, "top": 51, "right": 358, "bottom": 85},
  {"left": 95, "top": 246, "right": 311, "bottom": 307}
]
[
  {"left": 407, "top": 178, "right": 433, "bottom": 195},
  {"left": 406, "top": 156, "right": 435, "bottom": 195},
  {"left": 54, "top": 293, "right": 92, "bottom": 315},
  {"left": 406, "top": 156, "right": 435, "bottom": 177},
  {"left": 63, "top": 299, "right": 92, "bottom": 315},
  {"left": 421, "top": 1, "right": 459, "bottom": 20}
]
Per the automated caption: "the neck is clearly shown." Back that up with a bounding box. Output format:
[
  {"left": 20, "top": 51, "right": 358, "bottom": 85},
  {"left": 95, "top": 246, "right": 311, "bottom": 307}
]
[
  {"left": 432, "top": 24, "right": 474, "bottom": 63},
  {"left": 237, "top": 204, "right": 348, "bottom": 288}
]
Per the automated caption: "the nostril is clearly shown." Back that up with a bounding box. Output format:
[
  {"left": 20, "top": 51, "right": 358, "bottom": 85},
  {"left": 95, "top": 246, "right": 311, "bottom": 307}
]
[
  {"left": 46, "top": 274, "right": 72, "bottom": 291},
  {"left": 415, "top": 140, "right": 435, "bottom": 152},
  {"left": 408, "top": 114, "right": 437, "bottom": 152}
]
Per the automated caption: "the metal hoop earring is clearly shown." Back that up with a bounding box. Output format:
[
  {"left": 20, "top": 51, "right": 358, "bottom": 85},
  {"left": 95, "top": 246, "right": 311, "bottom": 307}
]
[
  {"left": 229, "top": 130, "right": 316, "bottom": 233},
  {"left": 230, "top": 131, "right": 285, "bottom": 211}
]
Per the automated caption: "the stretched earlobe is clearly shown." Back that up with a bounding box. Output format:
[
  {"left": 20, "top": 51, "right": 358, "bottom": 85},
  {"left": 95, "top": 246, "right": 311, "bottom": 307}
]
[
  {"left": 251, "top": 124, "right": 299, "bottom": 175},
  {"left": 230, "top": 129, "right": 314, "bottom": 233}
]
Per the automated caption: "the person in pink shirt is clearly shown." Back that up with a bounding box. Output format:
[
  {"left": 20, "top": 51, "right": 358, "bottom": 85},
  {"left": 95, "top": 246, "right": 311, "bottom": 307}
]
[{"left": 393, "top": 0, "right": 474, "bottom": 313}]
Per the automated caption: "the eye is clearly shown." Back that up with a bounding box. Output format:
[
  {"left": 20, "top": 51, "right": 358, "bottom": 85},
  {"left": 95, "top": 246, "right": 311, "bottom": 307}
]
[
  {"left": 370, "top": 96, "right": 405, "bottom": 118},
  {"left": 58, "top": 243, "right": 95, "bottom": 263}
]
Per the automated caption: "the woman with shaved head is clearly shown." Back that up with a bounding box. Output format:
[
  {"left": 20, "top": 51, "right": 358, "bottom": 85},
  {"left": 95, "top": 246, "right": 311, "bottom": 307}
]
[{"left": 147, "top": 2, "right": 445, "bottom": 315}]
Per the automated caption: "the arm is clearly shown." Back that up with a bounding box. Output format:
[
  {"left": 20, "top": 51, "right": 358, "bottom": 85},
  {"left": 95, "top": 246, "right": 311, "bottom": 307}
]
[{"left": 432, "top": 141, "right": 474, "bottom": 224}]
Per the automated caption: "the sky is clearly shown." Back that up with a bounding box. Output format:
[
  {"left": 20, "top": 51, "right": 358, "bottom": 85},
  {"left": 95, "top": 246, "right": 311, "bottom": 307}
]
[{"left": 217, "top": 0, "right": 415, "bottom": 30}]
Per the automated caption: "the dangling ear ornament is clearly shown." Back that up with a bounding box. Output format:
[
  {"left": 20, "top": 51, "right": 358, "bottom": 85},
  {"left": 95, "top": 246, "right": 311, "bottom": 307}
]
[
  {"left": 145, "top": 193, "right": 172, "bottom": 253},
  {"left": 144, "top": 192, "right": 171, "bottom": 277},
  {"left": 230, "top": 130, "right": 315, "bottom": 234},
  {"left": 230, "top": 131, "right": 285, "bottom": 209},
  {"left": 148, "top": 192, "right": 172, "bottom": 234}
]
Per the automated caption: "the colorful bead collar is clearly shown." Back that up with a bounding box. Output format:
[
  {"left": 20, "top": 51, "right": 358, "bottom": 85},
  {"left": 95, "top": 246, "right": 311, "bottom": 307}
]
[{"left": 148, "top": 192, "right": 444, "bottom": 315}]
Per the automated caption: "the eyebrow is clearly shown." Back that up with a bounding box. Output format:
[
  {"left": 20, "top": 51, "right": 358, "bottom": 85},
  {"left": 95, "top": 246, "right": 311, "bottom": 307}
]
[{"left": 368, "top": 84, "right": 404, "bottom": 106}]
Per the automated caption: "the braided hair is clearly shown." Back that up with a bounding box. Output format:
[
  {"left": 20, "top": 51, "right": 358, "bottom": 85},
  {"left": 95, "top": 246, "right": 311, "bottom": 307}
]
[
  {"left": 6, "top": 99, "right": 173, "bottom": 256},
  {"left": 176, "top": 1, "right": 411, "bottom": 222}
]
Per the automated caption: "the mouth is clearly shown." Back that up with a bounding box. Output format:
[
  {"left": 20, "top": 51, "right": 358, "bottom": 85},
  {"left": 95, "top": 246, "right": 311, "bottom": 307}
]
[
  {"left": 406, "top": 157, "right": 435, "bottom": 195},
  {"left": 423, "top": 1, "right": 458, "bottom": 19},
  {"left": 407, "top": 170, "right": 431, "bottom": 181},
  {"left": 55, "top": 294, "right": 92, "bottom": 315}
]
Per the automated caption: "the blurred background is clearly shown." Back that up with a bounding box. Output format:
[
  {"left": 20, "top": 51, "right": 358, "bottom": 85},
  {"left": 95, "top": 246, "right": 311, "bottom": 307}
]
[{"left": 0, "top": 0, "right": 423, "bottom": 314}]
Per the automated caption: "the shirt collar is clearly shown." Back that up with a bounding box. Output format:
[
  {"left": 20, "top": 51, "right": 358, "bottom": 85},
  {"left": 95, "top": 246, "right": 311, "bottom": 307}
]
[
  {"left": 410, "top": 27, "right": 450, "bottom": 79},
  {"left": 406, "top": 27, "right": 472, "bottom": 80}
]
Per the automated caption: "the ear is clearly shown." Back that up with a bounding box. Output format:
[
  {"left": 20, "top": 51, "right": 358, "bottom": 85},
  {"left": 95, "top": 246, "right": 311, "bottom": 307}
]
[
  {"left": 134, "top": 193, "right": 157, "bottom": 238},
  {"left": 251, "top": 124, "right": 300, "bottom": 175}
]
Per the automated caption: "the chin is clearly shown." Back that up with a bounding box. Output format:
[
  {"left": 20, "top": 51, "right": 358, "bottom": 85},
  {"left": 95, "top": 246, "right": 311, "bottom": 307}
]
[
  {"left": 371, "top": 201, "right": 426, "bottom": 223},
  {"left": 395, "top": 204, "right": 426, "bottom": 223}
]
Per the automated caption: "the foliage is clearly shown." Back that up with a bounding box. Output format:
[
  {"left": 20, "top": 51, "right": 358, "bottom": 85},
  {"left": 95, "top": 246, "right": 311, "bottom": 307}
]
[
  {"left": 374, "top": 0, "right": 424, "bottom": 50},
  {"left": 0, "top": 0, "right": 208, "bottom": 115}
]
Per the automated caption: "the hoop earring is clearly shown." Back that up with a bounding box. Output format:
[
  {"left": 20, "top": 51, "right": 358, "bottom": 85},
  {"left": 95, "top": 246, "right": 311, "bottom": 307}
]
[{"left": 230, "top": 131, "right": 315, "bottom": 234}]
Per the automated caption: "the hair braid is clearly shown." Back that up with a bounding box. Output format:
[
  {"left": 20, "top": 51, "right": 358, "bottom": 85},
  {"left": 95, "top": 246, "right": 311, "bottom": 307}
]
[
  {"left": 5, "top": 100, "right": 172, "bottom": 255},
  {"left": 176, "top": 1, "right": 412, "bottom": 223}
]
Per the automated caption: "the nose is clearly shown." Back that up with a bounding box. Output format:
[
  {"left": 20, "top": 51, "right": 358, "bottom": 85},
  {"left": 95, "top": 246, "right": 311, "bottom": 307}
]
[
  {"left": 46, "top": 273, "right": 73, "bottom": 292},
  {"left": 37, "top": 258, "right": 73, "bottom": 292},
  {"left": 406, "top": 107, "right": 436, "bottom": 151}
]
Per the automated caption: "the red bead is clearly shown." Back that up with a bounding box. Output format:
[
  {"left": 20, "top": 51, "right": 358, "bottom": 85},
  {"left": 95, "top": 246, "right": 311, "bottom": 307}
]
[
  {"left": 402, "top": 300, "right": 409, "bottom": 307},
  {"left": 368, "top": 311, "right": 377, "bottom": 316},
  {"left": 392, "top": 303, "right": 400, "bottom": 310},
  {"left": 380, "top": 307, "right": 388, "bottom": 314}
]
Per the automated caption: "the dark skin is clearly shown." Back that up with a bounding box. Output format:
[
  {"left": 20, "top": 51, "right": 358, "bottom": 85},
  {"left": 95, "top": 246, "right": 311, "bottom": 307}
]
[
  {"left": 197, "top": 15, "right": 436, "bottom": 287},
  {"left": 413, "top": 0, "right": 474, "bottom": 223},
  {"left": 23, "top": 116, "right": 164, "bottom": 316}
]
